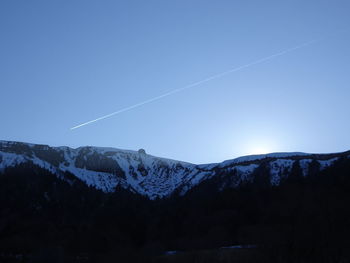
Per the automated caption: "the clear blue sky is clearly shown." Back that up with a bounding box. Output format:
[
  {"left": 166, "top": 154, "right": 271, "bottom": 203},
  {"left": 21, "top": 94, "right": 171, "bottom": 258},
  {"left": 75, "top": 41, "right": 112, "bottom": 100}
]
[{"left": 1, "top": 0, "right": 350, "bottom": 164}]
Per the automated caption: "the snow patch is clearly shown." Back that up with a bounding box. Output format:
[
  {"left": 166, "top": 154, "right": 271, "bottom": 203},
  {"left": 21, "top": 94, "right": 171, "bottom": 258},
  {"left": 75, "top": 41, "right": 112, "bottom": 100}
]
[{"left": 0, "top": 151, "right": 26, "bottom": 171}]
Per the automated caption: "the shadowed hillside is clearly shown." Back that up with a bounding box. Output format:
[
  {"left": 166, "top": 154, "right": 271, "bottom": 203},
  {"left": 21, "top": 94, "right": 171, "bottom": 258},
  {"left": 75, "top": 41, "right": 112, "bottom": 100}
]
[{"left": 0, "top": 153, "right": 350, "bottom": 262}]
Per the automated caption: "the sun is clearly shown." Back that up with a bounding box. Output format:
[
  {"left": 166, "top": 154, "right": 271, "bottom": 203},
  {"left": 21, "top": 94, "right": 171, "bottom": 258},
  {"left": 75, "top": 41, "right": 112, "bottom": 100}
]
[
  {"left": 245, "top": 141, "right": 276, "bottom": 155},
  {"left": 249, "top": 147, "right": 270, "bottom": 155},
  {"left": 235, "top": 136, "right": 279, "bottom": 157}
]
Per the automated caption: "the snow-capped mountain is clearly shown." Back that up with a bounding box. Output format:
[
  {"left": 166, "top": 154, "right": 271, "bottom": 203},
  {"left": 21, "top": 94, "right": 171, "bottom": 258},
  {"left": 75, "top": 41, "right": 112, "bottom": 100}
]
[{"left": 0, "top": 140, "right": 349, "bottom": 199}]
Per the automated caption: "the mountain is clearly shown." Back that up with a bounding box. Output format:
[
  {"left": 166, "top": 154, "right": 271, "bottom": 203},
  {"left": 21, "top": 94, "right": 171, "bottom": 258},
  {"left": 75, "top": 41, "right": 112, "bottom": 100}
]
[
  {"left": 1, "top": 140, "right": 350, "bottom": 262},
  {"left": 1, "top": 140, "right": 349, "bottom": 199}
]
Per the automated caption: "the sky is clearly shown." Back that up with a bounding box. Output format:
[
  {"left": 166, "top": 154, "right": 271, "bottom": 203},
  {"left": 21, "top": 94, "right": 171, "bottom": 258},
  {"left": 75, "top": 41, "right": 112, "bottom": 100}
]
[{"left": 1, "top": 0, "right": 350, "bottom": 164}]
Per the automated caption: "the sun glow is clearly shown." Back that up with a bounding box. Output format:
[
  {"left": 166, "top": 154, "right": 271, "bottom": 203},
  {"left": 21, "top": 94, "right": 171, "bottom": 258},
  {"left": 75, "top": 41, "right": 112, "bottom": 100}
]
[
  {"left": 232, "top": 131, "right": 283, "bottom": 158},
  {"left": 242, "top": 139, "right": 279, "bottom": 156},
  {"left": 249, "top": 147, "right": 270, "bottom": 155}
]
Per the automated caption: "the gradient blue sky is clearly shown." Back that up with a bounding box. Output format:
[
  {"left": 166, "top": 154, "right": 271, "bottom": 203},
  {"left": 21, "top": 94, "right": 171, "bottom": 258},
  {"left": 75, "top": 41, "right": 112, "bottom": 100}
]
[{"left": 1, "top": 0, "right": 350, "bottom": 164}]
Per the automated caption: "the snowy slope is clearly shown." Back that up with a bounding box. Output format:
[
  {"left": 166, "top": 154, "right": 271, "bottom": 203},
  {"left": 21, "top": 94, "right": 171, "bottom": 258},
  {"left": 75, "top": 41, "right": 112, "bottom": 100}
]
[{"left": 0, "top": 140, "right": 348, "bottom": 199}]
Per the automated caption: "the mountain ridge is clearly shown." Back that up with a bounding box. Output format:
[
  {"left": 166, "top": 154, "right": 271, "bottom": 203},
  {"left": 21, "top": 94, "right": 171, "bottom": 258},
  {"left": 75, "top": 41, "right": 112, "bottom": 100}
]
[{"left": 1, "top": 140, "right": 349, "bottom": 199}]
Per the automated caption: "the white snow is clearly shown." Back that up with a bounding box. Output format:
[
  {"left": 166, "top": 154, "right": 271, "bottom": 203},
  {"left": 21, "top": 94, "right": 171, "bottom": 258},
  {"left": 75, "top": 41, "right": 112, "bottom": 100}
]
[
  {"left": 0, "top": 141, "right": 346, "bottom": 199},
  {"left": 0, "top": 151, "right": 26, "bottom": 171},
  {"left": 59, "top": 163, "right": 121, "bottom": 192},
  {"left": 219, "top": 152, "right": 310, "bottom": 168},
  {"left": 269, "top": 159, "right": 294, "bottom": 185},
  {"left": 319, "top": 158, "right": 338, "bottom": 170}
]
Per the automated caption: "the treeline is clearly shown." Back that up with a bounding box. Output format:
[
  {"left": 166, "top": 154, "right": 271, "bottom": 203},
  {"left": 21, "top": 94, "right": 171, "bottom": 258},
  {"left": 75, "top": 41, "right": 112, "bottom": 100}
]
[{"left": 0, "top": 158, "right": 350, "bottom": 262}]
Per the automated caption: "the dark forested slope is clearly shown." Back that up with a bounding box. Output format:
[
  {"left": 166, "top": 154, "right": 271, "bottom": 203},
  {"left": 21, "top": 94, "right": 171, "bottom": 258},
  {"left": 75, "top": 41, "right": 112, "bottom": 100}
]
[{"left": 1, "top": 157, "right": 350, "bottom": 262}]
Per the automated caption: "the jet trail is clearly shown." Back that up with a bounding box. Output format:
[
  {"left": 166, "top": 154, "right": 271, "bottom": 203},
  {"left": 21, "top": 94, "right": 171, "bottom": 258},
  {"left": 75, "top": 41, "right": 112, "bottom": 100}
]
[{"left": 70, "top": 39, "right": 318, "bottom": 130}]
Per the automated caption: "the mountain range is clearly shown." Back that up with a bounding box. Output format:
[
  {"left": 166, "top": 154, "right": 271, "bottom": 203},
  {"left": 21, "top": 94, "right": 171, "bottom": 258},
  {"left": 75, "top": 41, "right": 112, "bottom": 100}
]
[{"left": 1, "top": 140, "right": 349, "bottom": 199}]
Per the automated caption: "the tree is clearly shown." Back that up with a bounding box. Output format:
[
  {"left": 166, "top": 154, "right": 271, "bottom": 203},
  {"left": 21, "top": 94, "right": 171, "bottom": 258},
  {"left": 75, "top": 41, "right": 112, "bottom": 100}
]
[{"left": 286, "top": 160, "right": 303, "bottom": 185}]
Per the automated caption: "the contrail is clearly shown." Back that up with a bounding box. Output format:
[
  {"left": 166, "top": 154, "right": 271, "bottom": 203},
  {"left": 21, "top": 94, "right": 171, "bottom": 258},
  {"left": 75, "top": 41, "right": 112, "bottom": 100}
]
[{"left": 70, "top": 39, "right": 318, "bottom": 130}]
